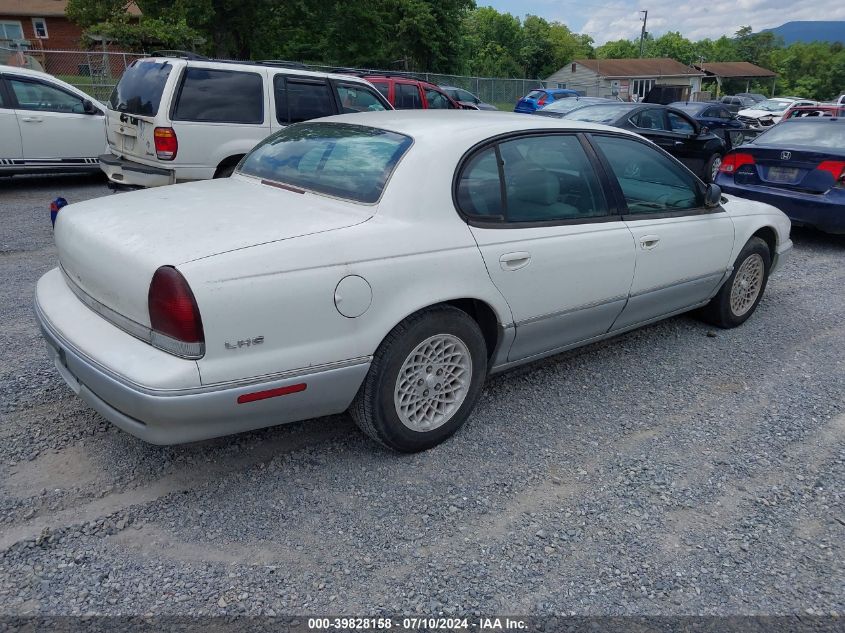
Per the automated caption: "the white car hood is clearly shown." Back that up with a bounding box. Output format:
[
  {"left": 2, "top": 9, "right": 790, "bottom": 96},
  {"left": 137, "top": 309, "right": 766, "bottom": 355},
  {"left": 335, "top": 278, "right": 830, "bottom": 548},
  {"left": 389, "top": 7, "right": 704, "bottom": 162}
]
[
  {"left": 54, "top": 176, "right": 372, "bottom": 326},
  {"left": 737, "top": 107, "right": 781, "bottom": 118}
]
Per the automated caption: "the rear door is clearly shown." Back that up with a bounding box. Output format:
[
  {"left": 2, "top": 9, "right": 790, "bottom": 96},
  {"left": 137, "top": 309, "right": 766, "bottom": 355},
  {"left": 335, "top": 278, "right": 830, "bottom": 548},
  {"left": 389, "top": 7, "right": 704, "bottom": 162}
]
[
  {"left": 5, "top": 73, "right": 104, "bottom": 166},
  {"left": 332, "top": 80, "right": 391, "bottom": 114},
  {"left": 460, "top": 133, "right": 636, "bottom": 362},
  {"left": 0, "top": 75, "right": 23, "bottom": 167},
  {"left": 170, "top": 65, "right": 269, "bottom": 171},
  {"left": 590, "top": 133, "right": 734, "bottom": 329},
  {"left": 393, "top": 82, "right": 424, "bottom": 109},
  {"left": 106, "top": 59, "right": 175, "bottom": 162},
  {"left": 422, "top": 86, "right": 455, "bottom": 109}
]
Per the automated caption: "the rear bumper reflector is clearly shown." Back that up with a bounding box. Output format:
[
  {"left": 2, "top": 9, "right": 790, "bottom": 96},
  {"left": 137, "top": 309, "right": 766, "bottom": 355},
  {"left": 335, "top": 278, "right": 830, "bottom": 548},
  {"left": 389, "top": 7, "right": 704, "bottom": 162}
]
[{"left": 237, "top": 383, "right": 307, "bottom": 404}]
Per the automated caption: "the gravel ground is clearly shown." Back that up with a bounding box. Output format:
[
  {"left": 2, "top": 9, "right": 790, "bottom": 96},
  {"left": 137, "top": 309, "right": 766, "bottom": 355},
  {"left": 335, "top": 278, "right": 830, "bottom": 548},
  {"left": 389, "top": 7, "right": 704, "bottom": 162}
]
[{"left": 0, "top": 173, "right": 843, "bottom": 618}]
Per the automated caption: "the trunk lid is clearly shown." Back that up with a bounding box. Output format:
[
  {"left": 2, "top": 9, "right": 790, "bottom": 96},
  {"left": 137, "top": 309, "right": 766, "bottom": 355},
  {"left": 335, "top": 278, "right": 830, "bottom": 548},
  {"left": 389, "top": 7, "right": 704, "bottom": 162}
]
[
  {"left": 105, "top": 59, "right": 176, "bottom": 162},
  {"left": 732, "top": 146, "right": 844, "bottom": 194},
  {"left": 54, "top": 176, "right": 372, "bottom": 327}
]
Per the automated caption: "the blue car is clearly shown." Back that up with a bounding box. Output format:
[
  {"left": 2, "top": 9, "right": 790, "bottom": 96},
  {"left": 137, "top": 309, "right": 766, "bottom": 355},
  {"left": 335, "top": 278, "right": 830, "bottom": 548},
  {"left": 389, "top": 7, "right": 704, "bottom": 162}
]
[
  {"left": 514, "top": 88, "right": 580, "bottom": 113},
  {"left": 716, "top": 118, "right": 845, "bottom": 234}
]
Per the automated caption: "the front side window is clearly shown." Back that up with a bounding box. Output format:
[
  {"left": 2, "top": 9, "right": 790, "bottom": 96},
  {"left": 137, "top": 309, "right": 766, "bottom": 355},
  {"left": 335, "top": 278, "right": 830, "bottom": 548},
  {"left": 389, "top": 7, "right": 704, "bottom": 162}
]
[
  {"left": 394, "top": 83, "right": 422, "bottom": 109},
  {"left": 173, "top": 68, "right": 263, "bottom": 123},
  {"left": 9, "top": 78, "right": 84, "bottom": 113},
  {"left": 631, "top": 109, "right": 667, "bottom": 131},
  {"left": 32, "top": 18, "right": 48, "bottom": 38},
  {"left": 0, "top": 21, "right": 23, "bottom": 40},
  {"left": 425, "top": 88, "right": 452, "bottom": 109},
  {"left": 456, "top": 135, "right": 609, "bottom": 223},
  {"left": 337, "top": 83, "right": 386, "bottom": 114},
  {"left": 592, "top": 135, "right": 702, "bottom": 214},
  {"left": 667, "top": 111, "right": 695, "bottom": 133},
  {"left": 274, "top": 77, "right": 336, "bottom": 124},
  {"left": 239, "top": 123, "right": 412, "bottom": 204}
]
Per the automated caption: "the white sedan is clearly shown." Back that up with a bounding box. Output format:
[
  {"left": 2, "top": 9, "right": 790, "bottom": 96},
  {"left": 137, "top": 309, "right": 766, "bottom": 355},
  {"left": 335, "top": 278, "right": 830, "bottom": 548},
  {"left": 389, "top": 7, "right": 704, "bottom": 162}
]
[
  {"left": 0, "top": 65, "right": 105, "bottom": 175},
  {"left": 35, "top": 111, "right": 792, "bottom": 452}
]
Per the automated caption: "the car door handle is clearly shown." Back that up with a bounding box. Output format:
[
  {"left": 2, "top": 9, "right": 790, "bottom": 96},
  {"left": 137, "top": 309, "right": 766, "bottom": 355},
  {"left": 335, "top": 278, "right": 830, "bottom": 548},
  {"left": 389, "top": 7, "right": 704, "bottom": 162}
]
[
  {"left": 639, "top": 235, "right": 660, "bottom": 250},
  {"left": 499, "top": 251, "right": 531, "bottom": 271},
  {"left": 674, "top": 140, "right": 685, "bottom": 146},
  {"left": 21, "top": 116, "right": 44, "bottom": 123}
]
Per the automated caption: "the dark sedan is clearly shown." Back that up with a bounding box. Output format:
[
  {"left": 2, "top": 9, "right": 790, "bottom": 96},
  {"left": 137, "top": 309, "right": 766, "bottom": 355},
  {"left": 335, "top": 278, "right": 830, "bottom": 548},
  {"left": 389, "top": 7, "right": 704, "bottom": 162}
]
[
  {"left": 561, "top": 103, "right": 727, "bottom": 182},
  {"left": 716, "top": 118, "right": 845, "bottom": 234},
  {"left": 669, "top": 102, "right": 746, "bottom": 132},
  {"left": 439, "top": 85, "right": 497, "bottom": 110}
]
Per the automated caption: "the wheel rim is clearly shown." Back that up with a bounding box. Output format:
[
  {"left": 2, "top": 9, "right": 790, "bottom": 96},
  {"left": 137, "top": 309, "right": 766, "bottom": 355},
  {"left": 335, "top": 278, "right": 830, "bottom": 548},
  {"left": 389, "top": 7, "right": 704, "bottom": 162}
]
[
  {"left": 730, "top": 253, "right": 764, "bottom": 316},
  {"left": 393, "top": 334, "right": 472, "bottom": 432},
  {"left": 710, "top": 156, "right": 722, "bottom": 182}
]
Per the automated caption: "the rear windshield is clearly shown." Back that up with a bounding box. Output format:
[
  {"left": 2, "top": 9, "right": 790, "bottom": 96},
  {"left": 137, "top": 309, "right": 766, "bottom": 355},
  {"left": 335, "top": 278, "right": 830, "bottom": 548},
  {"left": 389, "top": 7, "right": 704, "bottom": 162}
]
[
  {"left": 564, "top": 104, "right": 634, "bottom": 123},
  {"left": 109, "top": 60, "right": 172, "bottom": 116},
  {"left": 753, "top": 121, "right": 845, "bottom": 149},
  {"left": 238, "top": 123, "right": 413, "bottom": 204}
]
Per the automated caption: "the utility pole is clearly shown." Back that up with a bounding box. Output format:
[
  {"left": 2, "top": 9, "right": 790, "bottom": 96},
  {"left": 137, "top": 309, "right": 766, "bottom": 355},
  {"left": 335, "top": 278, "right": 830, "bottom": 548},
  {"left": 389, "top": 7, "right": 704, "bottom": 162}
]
[{"left": 639, "top": 10, "right": 648, "bottom": 57}]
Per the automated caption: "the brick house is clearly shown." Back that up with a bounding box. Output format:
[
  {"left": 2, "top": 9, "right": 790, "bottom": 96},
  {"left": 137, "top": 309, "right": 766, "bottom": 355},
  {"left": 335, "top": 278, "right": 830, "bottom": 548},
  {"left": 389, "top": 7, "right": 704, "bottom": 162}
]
[{"left": 0, "top": 0, "right": 140, "bottom": 50}]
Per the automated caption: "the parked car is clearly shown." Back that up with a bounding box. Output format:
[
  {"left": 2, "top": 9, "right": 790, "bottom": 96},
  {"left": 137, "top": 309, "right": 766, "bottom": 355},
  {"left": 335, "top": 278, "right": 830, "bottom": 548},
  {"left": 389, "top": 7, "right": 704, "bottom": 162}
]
[
  {"left": 439, "top": 85, "right": 497, "bottom": 110},
  {"left": 716, "top": 118, "right": 845, "bottom": 234},
  {"left": 364, "top": 75, "right": 463, "bottom": 110},
  {"left": 532, "top": 96, "right": 614, "bottom": 118},
  {"left": 561, "top": 103, "right": 727, "bottom": 182},
  {"left": 781, "top": 103, "right": 845, "bottom": 121},
  {"left": 514, "top": 88, "right": 579, "bottom": 113},
  {"left": 719, "top": 95, "right": 758, "bottom": 113},
  {"left": 0, "top": 64, "right": 105, "bottom": 176},
  {"left": 737, "top": 97, "right": 816, "bottom": 129},
  {"left": 669, "top": 101, "right": 746, "bottom": 132},
  {"left": 736, "top": 93, "right": 767, "bottom": 103},
  {"left": 36, "top": 111, "right": 792, "bottom": 452},
  {"left": 99, "top": 56, "right": 392, "bottom": 188}
]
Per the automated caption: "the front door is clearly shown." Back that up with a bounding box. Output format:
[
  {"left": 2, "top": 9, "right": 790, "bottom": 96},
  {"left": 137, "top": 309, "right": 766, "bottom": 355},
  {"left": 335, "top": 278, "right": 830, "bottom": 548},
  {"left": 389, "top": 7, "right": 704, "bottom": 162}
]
[
  {"left": 457, "top": 133, "right": 637, "bottom": 362},
  {"left": 0, "top": 77, "right": 22, "bottom": 167},
  {"left": 5, "top": 75, "right": 104, "bottom": 166},
  {"left": 588, "top": 133, "right": 735, "bottom": 330}
]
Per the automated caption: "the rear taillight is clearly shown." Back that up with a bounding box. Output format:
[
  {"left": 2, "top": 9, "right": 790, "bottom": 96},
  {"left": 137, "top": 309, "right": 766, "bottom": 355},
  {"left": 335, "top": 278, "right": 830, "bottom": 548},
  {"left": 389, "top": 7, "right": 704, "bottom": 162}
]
[
  {"left": 719, "top": 152, "right": 756, "bottom": 173},
  {"left": 817, "top": 160, "right": 845, "bottom": 185},
  {"left": 154, "top": 127, "right": 178, "bottom": 161},
  {"left": 148, "top": 266, "right": 204, "bottom": 358}
]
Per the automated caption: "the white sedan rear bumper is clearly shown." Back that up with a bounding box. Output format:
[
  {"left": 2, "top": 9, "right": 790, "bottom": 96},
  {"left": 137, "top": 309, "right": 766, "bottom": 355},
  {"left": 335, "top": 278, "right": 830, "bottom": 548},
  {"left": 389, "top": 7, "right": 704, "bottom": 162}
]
[{"left": 35, "top": 268, "right": 370, "bottom": 444}]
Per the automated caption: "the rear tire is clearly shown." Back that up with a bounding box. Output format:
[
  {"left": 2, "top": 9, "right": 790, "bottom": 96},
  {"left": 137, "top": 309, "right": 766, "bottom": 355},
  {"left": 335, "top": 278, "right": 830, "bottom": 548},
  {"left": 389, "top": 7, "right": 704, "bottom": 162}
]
[
  {"left": 350, "top": 306, "right": 487, "bottom": 452},
  {"left": 697, "top": 237, "right": 771, "bottom": 328},
  {"left": 704, "top": 153, "right": 723, "bottom": 183}
]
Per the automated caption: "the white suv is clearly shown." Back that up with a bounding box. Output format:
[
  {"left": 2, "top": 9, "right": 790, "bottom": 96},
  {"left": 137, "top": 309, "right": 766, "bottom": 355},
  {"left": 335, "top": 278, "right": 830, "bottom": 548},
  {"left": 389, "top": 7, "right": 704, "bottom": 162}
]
[{"left": 99, "top": 56, "right": 392, "bottom": 188}]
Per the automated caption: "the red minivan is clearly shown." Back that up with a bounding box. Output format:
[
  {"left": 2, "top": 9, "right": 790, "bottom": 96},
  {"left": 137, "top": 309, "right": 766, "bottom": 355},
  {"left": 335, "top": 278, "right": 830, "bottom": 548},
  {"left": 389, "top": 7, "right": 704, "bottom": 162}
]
[{"left": 364, "top": 75, "right": 466, "bottom": 110}]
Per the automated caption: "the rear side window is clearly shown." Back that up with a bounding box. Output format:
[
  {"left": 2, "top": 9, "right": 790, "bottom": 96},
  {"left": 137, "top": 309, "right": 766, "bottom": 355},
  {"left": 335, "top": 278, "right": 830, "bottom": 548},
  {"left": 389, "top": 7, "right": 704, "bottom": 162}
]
[
  {"left": 456, "top": 135, "right": 609, "bottom": 223},
  {"left": 110, "top": 60, "right": 172, "bottom": 116},
  {"left": 274, "top": 76, "right": 336, "bottom": 124},
  {"left": 173, "top": 68, "right": 263, "bottom": 123},
  {"left": 395, "top": 83, "right": 422, "bottom": 109},
  {"left": 239, "top": 122, "right": 412, "bottom": 204}
]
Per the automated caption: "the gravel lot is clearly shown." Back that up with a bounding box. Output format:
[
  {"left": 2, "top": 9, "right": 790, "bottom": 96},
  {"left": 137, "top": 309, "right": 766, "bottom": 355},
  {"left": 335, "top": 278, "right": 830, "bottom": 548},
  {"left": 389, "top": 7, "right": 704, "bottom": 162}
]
[{"left": 0, "top": 174, "right": 843, "bottom": 618}]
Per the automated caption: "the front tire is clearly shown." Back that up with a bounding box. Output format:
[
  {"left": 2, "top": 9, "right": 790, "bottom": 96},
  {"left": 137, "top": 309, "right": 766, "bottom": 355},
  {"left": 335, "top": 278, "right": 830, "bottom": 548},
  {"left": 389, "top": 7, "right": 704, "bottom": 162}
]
[
  {"left": 698, "top": 237, "right": 771, "bottom": 328},
  {"left": 350, "top": 306, "right": 488, "bottom": 452}
]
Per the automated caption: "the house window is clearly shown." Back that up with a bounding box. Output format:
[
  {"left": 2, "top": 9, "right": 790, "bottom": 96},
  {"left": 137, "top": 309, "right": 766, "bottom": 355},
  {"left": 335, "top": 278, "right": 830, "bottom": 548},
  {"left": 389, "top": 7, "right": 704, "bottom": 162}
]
[
  {"left": 631, "top": 78, "right": 655, "bottom": 99},
  {"left": 32, "top": 18, "right": 48, "bottom": 39},
  {"left": 557, "top": 83, "right": 567, "bottom": 89},
  {"left": 0, "top": 20, "right": 24, "bottom": 40}
]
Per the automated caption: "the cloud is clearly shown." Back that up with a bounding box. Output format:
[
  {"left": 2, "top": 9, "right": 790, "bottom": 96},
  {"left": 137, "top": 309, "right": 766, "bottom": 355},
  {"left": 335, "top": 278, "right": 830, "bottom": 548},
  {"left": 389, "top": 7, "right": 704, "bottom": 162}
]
[{"left": 483, "top": 0, "right": 845, "bottom": 44}]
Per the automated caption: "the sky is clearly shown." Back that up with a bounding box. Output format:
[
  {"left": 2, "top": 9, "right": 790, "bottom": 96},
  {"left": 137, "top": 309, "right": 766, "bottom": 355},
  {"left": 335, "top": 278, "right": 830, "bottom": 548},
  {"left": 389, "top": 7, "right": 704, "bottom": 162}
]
[{"left": 483, "top": 0, "right": 845, "bottom": 45}]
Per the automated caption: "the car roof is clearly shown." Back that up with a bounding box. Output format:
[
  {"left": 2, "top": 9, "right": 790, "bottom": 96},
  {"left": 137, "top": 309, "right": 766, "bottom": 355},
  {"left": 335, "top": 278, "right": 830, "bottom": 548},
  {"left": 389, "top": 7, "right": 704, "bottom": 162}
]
[
  {"left": 363, "top": 75, "right": 439, "bottom": 88},
  {"left": 0, "top": 64, "right": 103, "bottom": 103},
  {"left": 316, "top": 110, "right": 637, "bottom": 142},
  {"left": 138, "top": 57, "right": 373, "bottom": 84}
]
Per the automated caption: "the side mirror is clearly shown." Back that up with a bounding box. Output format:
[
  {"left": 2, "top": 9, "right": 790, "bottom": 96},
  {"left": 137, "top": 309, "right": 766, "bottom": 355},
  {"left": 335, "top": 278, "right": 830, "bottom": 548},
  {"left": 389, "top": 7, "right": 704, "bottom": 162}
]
[
  {"left": 699, "top": 125, "right": 710, "bottom": 135},
  {"left": 704, "top": 182, "right": 722, "bottom": 208},
  {"left": 83, "top": 99, "right": 99, "bottom": 115}
]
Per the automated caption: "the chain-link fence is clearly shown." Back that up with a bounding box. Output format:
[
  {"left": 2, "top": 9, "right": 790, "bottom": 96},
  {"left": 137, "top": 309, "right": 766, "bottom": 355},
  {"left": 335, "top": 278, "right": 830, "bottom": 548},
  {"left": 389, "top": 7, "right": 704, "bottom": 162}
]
[
  {"left": 1, "top": 48, "right": 639, "bottom": 108},
  {"left": 1, "top": 47, "right": 144, "bottom": 100}
]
